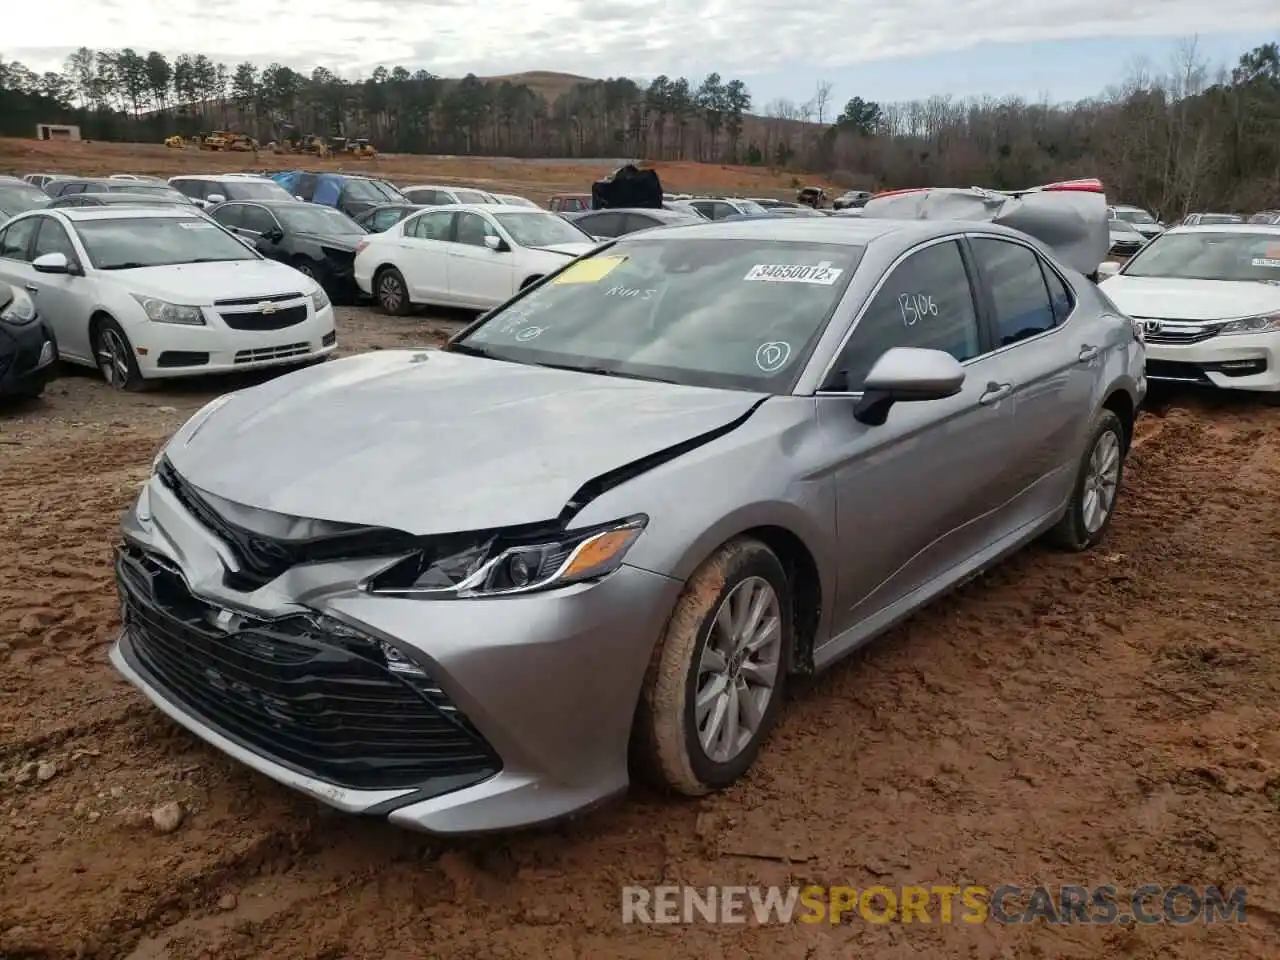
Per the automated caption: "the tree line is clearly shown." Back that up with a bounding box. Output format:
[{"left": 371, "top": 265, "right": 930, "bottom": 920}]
[{"left": 1, "top": 40, "right": 1277, "bottom": 216}]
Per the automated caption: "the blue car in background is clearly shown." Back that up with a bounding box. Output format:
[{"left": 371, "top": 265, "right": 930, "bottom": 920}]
[{"left": 269, "top": 170, "right": 408, "bottom": 219}]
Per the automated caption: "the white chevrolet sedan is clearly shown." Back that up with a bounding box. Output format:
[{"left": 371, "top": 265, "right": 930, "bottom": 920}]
[
  {"left": 1099, "top": 224, "right": 1280, "bottom": 399},
  {"left": 354, "top": 204, "right": 597, "bottom": 314},
  {"left": 0, "top": 206, "right": 337, "bottom": 390}
]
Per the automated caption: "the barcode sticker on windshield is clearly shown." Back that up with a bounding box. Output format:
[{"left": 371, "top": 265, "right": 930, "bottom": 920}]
[
  {"left": 178, "top": 222, "right": 216, "bottom": 229},
  {"left": 745, "top": 261, "right": 843, "bottom": 284},
  {"left": 1251, "top": 257, "right": 1280, "bottom": 268},
  {"left": 552, "top": 255, "right": 626, "bottom": 284}
]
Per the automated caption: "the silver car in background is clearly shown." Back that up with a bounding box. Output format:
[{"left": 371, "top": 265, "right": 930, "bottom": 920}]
[{"left": 111, "top": 215, "right": 1145, "bottom": 834}]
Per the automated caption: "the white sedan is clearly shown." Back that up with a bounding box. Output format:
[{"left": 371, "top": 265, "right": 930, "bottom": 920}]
[
  {"left": 0, "top": 206, "right": 337, "bottom": 390},
  {"left": 354, "top": 204, "right": 597, "bottom": 314},
  {"left": 1099, "top": 224, "right": 1280, "bottom": 398}
]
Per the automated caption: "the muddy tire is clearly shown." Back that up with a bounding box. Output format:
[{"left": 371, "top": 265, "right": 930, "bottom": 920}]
[
  {"left": 1047, "top": 408, "right": 1126, "bottom": 551},
  {"left": 633, "top": 537, "right": 793, "bottom": 795}
]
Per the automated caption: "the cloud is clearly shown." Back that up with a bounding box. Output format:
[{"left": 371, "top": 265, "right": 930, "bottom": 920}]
[{"left": 7, "top": 0, "right": 1280, "bottom": 92}]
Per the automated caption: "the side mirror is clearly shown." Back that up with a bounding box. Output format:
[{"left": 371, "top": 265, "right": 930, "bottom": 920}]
[
  {"left": 1097, "top": 261, "right": 1122, "bottom": 279},
  {"left": 850, "top": 348, "right": 965, "bottom": 426},
  {"left": 483, "top": 234, "right": 506, "bottom": 252},
  {"left": 295, "top": 195, "right": 305, "bottom": 201},
  {"left": 32, "top": 252, "right": 74, "bottom": 275},
  {"left": 206, "top": 193, "right": 226, "bottom": 205}
]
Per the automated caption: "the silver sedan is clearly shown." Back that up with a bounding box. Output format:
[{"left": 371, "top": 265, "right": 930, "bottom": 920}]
[{"left": 111, "top": 215, "right": 1145, "bottom": 834}]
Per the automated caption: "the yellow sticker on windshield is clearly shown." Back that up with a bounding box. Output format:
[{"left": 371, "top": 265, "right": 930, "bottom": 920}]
[{"left": 552, "top": 256, "right": 626, "bottom": 284}]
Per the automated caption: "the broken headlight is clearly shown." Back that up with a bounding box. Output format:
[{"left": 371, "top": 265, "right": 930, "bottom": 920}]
[{"left": 368, "top": 515, "right": 647, "bottom": 598}]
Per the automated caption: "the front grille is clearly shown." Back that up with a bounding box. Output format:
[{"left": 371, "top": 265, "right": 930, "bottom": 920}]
[
  {"left": 155, "top": 457, "right": 419, "bottom": 589},
  {"left": 157, "top": 351, "right": 209, "bottom": 368},
  {"left": 116, "top": 544, "right": 501, "bottom": 792},
  {"left": 220, "top": 304, "right": 308, "bottom": 331},
  {"left": 234, "top": 341, "right": 310, "bottom": 364},
  {"left": 1134, "top": 318, "right": 1222, "bottom": 345}
]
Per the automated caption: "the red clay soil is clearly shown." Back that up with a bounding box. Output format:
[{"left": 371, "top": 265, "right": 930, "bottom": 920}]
[
  {"left": 0, "top": 137, "right": 830, "bottom": 203},
  {"left": 2, "top": 309, "right": 1279, "bottom": 959}
]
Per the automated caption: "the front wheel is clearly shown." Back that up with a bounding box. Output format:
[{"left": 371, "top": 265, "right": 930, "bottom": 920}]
[
  {"left": 633, "top": 538, "right": 793, "bottom": 795},
  {"left": 93, "top": 316, "right": 146, "bottom": 391},
  {"left": 1047, "top": 408, "right": 1126, "bottom": 550}
]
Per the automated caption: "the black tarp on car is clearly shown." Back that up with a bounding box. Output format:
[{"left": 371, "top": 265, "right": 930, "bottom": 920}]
[{"left": 591, "top": 165, "right": 662, "bottom": 210}]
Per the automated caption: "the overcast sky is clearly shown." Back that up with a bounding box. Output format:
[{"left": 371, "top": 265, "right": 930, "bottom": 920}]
[{"left": 6, "top": 1, "right": 1279, "bottom": 108}]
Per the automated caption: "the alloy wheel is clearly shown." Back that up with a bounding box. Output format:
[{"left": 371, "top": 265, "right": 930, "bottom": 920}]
[
  {"left": 1082, "top": 430, "right": 1121, "bottom": 533},
  {"left": 695, "top": 576, "right": 783, "bottom": 764},
  {"left": 97, "top": 328, "right": 132, "bottom": 388},
  {"left": 378, "top": 273, "right": 403, "bottom": 311}
]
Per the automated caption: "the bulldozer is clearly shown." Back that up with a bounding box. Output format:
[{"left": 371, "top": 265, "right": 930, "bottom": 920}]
[
  {"left": 199, "top": 131, "right": 231, "bottom": 151},
  {"left": 226, "top": 133, "right": 260, "bottom": 153},
  {"left": 347, "top": 138, "right": 377, "bottom": 159},
  {"left": 164, "top": 135, "right": 184, "bottom": 149},
  {"left": 299, "top": 134, "right": 331, "bottom": 159}
]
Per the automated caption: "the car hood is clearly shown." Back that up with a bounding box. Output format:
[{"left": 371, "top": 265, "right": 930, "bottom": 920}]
[
  {"left": 109, "top": 259, "right": 315, "bottom": 303},
  {"left": 1101, "top": 275, "right": 1280, "bottom": 320},
  {"left": 529, "top": 241, "right": 597, "bottom": 256},
  {"left": 164, "top": 349, "right": 764, "bottom": 535}
]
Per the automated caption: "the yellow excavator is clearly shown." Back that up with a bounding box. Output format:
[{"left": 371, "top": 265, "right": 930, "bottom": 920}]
[
  {"left": 164, "top": 135, "right": 184, "bottom": 149},
  {"left": 347, "top": 138, "right": 378, "bottom": 159}
]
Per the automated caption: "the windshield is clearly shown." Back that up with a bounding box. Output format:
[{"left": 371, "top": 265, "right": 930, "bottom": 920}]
[
  {"left": 0, "top": 183, "right": 50, "bottom": 216},
  {"left": 498, "top": 195, "right": 537, "bottom": 207},
  {"left": 225, "top": 180, "right": 294, "bottom": 201},
  {"left": 455, "top": 189, "right": 493, "bottom": 204},
  {"left": 1111, "top": 221, "right": 1142, "bottom": 234},
  {"left": 277, "top": 204, "right": 365, "bottom": 235},
  {"left": 74, "top": 217, "right": 259, "bottom": 269},
  {"left": 737, "top": 199, "right": 768, "bottom": 215},
  {"left": 344, "top": 179, "right": 405, "bottom": 203},
  {"left": 1115, "top": 208, "right": 1156, "bottom": 225},
  {"left": 1122, "top": 232, "right": 1280, "bottom": 282},
  {"left": 1198, "top": 214, "right": 1243, "bottom": 225},
  {"left": 455, "top": 238, "right": 863, "bottom": 391},
  {"left": 495, "top": 212, "right": 590, "bottom": 247}
]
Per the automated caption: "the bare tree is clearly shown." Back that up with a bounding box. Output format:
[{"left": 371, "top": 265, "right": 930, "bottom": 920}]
[{"left": 814, "top": 80, "right": 834, "bottom": 125}]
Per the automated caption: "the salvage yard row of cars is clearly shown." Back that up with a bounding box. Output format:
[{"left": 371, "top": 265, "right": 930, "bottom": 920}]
[{"left": 4, "top": 171, "right": 1280, "bottom": 839}]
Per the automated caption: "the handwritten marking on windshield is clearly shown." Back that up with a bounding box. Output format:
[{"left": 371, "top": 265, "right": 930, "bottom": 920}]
[
  {"left": 744, "top": 262, "right": 843, "bottom": 284},
  {"left": 515, "top": 325, "right": 545, "bottom": 342},
  {"left": 899, "top": 293, "right": 937, "bottom": 326},
  {"left": 1251, "top": 258, "right": 1280, "bottom": 268},
  {"left": 755, "top": 341, "right": 792, "bottom": 373},
  {"left": 179, "top": 222, "right": 216, "bottom": 229},
  {"left": 605, "top": 286, "right": 656, "bottom": 299}
]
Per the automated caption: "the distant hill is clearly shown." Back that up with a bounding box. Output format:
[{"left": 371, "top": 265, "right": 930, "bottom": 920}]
[{"left": 475, "top": 71, "right": 597, "bottom": 104}]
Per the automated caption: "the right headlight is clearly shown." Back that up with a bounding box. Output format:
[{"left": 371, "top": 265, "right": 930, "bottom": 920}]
[
  {"left": 131, "top": 294, "right": 206, "bottom": 325},
  {"left": 0, "top": 286, "right": 36, "bottom": 325},
  {"left": 309, "top": 285, "right": 331, "bottom": 313},
  {"left": 1220, "top": 311, "right": 1280, "bottom": 336},
  {"left": 368, "top": 516, "right": 648, "bottom": 598}
]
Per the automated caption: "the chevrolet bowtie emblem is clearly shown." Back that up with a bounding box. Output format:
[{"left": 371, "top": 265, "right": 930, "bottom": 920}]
[{"left": 258, "top": 301, "right": 279, "bottom": 314}]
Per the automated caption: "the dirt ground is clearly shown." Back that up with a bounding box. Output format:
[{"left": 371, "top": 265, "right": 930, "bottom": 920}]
[
  {"left": 0, "top": 137, "right": 828, "bottom": 204},
  {"left": 2, "top": 301, "right": 1280, "bottom": 960}
]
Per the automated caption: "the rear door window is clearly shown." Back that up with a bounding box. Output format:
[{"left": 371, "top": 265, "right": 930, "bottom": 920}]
[{"left": 970, "top": 238, "right": 1060, "bottom": 346}]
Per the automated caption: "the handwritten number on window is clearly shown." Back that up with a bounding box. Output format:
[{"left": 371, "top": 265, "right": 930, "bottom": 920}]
[{"left": 899, "top": 293, "right": 938, "bottom": 327}]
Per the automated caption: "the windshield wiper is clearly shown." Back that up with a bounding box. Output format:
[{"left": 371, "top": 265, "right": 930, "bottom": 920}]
[
  {"left": 98, "top": 262, "right": 147, "bottom": 270},
  {"left": 526, "top": 361, "right": 677, "bottom": 384},
  {"left": 447, "top": 341, "right": 495, "bottom": 358}
]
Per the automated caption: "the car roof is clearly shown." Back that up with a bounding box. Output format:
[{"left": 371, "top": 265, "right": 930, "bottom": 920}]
[
  {"left": 52, "top": 205, "right": 207, "bottom": 222},
  {"left": 215, "top": 198, "right": 325, "bottom": 209},
  {"left": 416, "top": 203, "right": 549, "bottom": 214},
  {"left": 618, "top": 215, "right": 946, "bottom": 245},
  {"left": 1163, "top": 223, "right": 1280, "bottom": 236},
  {"left": 63, "top": 193, "right": 188, "bottom": 203},
  {"left": 578, "top": 207, "right": 699, "bottom": 220}
]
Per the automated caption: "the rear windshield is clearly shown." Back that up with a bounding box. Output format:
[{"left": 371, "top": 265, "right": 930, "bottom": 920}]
[
  {"left": 455, "top": 189, "right": 493, "bottom": 204},
  {"left": 0, "top": 182, "right": 51, "bottom": 216},
  {"left": 224, "top": 180, "right": 295, "bottom": 201},
  {"left": 456, "top": 237, "right": 865, "bottom": 392}
]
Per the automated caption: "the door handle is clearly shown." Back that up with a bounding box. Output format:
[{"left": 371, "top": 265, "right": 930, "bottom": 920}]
[
  {"left": 25, "top": 284, "right": 38, "bottom": 293},
  {"left": 979, "top": 382, "right": 1013, "bottom": 405},
  {"left": 1078, "top": 344, "right": 1101, "bottom": 362}
]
